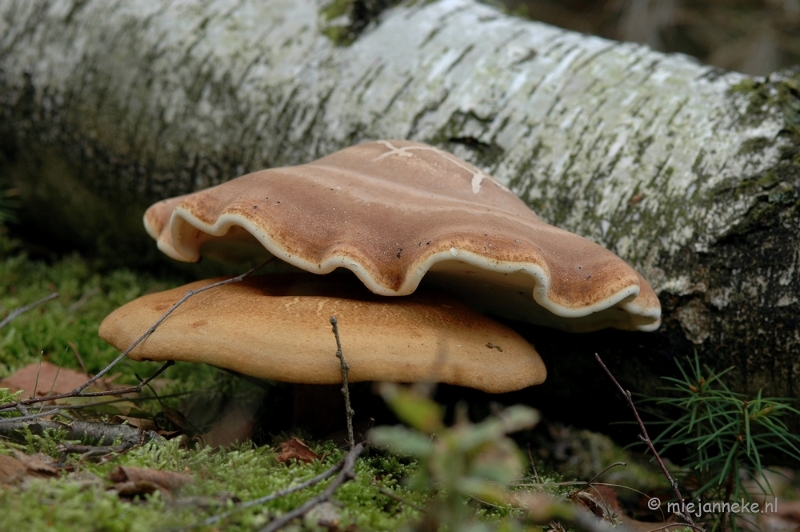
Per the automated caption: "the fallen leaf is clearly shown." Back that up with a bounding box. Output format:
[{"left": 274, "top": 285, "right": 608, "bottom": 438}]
[
  {"left": 0, "top": 361, "right": 121, "bottom": 398},
  {"left": 0, "top": 455, "right": 28, "bottom": 485},
  {"left": 12, "top": 451, "right": 60, "bottom": 475},
  {"left": 774, "top": 500, "right": 800, "bottom": 520},
  {"left": 276, "top": 438, "right": 320, "bottom": 464},
  {"left": 571, "top": 490, "right": 613, "bottom": 519},
  {"left": 160, "top": 405, "right": 197, "bottom": 433},
  {"left": 0, "top": 452, "right": 62, "bottom": 486},
  {"left": 113, "top": 480, "right": 166, "bottom": 498},
  {"left": 109, "top": 465, "right": 193, "bottom": 493},
  {"left": 0, "top": 362, "right": 88, "bottom": 396}
]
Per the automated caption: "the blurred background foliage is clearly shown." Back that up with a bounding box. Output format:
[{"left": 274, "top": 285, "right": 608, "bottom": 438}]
[{"left": 496, "top": 0, "right": 800, "bottom": 76}]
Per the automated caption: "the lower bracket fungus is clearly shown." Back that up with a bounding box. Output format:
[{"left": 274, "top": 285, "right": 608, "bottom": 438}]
[{"left": 99, "top": 273, "right": 546, "bottom": 393}]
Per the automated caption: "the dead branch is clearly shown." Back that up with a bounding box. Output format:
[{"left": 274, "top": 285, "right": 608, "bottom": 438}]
[
  {"left": 67, "top": 287, "right": 100, "bottom": 313},
  {"left": 0, "top": 292, "right": 59, "bottom": 329},
  {"left": 330, "top": 316, "right": 355, "bottom": 449},
  {"left": 59, "top": 442, "right": 137, "bottom": 458},
  {"left": 0, "top": 417, "right": 162, "bottom": 449},
  {"left": 594, "top": 353, "right": 700, "bottom": 530}
]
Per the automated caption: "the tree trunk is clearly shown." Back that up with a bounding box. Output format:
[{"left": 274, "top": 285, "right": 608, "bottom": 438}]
[{"left": 2, "top": 0, "right": 799, "bottom": 429}]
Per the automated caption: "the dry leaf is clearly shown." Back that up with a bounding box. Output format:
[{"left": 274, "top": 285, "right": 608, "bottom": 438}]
[
  {"left": 0, "top": 452, "right": 62, "bottom": 486},
  {"left": 109, "top": 465, "right": 193, "bottom": 493},
  {"left": 0, "top": 455, "right": 28, "bottom": 485},
  {"left": 773, "top": 500, "right": 800, "bottom": 520},
  {"left": 113, "top": 480, "right": 166, "bottom": 498},
  {"left": 571, "top": 490, "right": 612, "bottom": 519},
  {"left": 12, "top": 451, "right": 60, "bottom": 475},
  {"left": 276, "top": 438, "right": 320, "bottom": 464},
  {"left": 0, "top": 362, "right": 88, "bottom": 396},
  {"left": 0, "top": 361, "right": 121, "bottom": 397}
]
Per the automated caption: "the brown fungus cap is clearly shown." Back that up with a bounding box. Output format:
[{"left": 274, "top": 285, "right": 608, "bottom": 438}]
[
  {"left": 144, "top": 140, "right": 660, "bottom": 332},
  {"left": 98, "top": 273, "right": 546, "bottom": 394}
]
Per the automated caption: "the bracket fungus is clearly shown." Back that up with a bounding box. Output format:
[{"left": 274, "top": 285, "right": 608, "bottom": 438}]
[
  {"left": 100, "top": 140, "right": 661, "bottom": 396},
  {"left": 143, "top": 140, "right": 660, "bottom": 333},
  {"left": 99, "top": 273, "right": 546, "bottom": 394}
]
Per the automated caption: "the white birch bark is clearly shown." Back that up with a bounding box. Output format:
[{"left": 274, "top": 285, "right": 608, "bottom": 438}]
[{"left": 1, "top": 0, "right": 798, "bottom": 408}]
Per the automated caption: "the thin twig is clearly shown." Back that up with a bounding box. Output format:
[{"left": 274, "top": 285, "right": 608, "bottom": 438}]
[
  {"left": 527, "top": 443, "right": 542, "bottom": 484},
  {"left": 330, "top": 316, "right": 355, "bottom": 449},
  {"left": 67, "top": 341, "right": 88, "bottom": 374},
  {"left": 0, "top": 360, "right": 174, "bottom": 412},
  {"left": 32, "top": 357, "right": 44, "bottom": 400},
  {"left": 567, "top": 461, "right": 627, "bottom": 498},
  {"left": 0, "top": 408, "right": 63, "bottom": 424},
  {"left": 67, "top": 287, "right": 99, "bottom": 312},
  {"left": 594, "top": 353, "right": 698, "bottom": 529},
  {"left": 0, "top": 259, "right": 272, "bottom": 413},
  {"left": 260, "top": 443, "right": 364, "bottom": 532},
  {"left": 585, "top": 462, "right": 626, "bottom": 487},
  {"left": 373, "top": 483, "right": 425, "bottom": 512},
  {"left": 0, "top": 292, "right": 59, "bottom": 330},
  {"left": 78, "top": 260, "right": 272, "bottom": 392}
]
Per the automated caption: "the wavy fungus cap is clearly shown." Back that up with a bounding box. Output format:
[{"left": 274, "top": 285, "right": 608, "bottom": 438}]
[
  {"left": 98, "top": 273, "right": 547, "bottom": 394},
  {"left": 144, "top": 140, "right": 661, "bottom": 333}
]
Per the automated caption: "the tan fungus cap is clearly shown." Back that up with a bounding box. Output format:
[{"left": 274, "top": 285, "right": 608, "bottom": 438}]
[
  {"left": 144, "top": 140, "right": 660, "bottom": 332},
  {"left": 98, "top": 273, "right": 546, "bottom": 394}
]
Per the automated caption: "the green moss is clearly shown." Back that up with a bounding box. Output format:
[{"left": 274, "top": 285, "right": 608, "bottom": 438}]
[
  {"left": 720, "top": 73, "right": 800, "bottom": 235},
  {"left": 0, "top": 234, "right": 181, "bottom": 381},
  {"left": 0, "top": 439, "right": 426, "bottom": 531},
  {"left": 318, "top": 0, "right": 405, "bottom": 46},
  {"left": 730, "top": 74, "right": 800, "bottom": 130}
]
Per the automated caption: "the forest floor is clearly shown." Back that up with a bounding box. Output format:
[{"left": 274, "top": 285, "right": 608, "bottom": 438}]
[{"left": 1, "top": 227, "right": 799, "bottom": 531}]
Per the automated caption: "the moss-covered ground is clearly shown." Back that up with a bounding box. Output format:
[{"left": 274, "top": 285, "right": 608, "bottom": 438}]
[
  {"left": 3, "top": 229, "right": 565, "bottom": 531},
  {"left": 0, "top": 436, "right": 425, "bottom": 531},
  {"left": 10, "top": 226, "right": 787, "bottom": 532},
  {"left": 0, "top": 230, "right": 433, "bottom": 530}
]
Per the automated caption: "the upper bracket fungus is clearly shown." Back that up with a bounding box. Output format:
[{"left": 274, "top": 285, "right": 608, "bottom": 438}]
[{"left": 143, "top": 140, "right": 660, "bottom": 332}]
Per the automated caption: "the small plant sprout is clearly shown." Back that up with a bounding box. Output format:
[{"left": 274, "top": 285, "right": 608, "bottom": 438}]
[
  {"left": 369, "top": 383, "right": 539, "bottom": 530},
  {"left": 650, "top": 355, "right": 800, "bottom": 531},
  {"left": 370, "top": 384, "right": 635, "bottom": 532}
]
